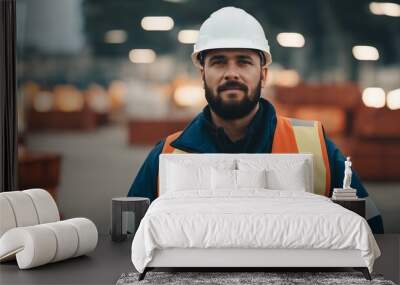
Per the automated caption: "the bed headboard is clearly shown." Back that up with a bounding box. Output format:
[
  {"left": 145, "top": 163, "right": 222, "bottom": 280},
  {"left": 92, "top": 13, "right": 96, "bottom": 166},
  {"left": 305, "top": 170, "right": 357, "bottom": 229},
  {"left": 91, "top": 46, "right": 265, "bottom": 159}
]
[{"left": 159, "top": 153, "right": 314, "bottom": 196}]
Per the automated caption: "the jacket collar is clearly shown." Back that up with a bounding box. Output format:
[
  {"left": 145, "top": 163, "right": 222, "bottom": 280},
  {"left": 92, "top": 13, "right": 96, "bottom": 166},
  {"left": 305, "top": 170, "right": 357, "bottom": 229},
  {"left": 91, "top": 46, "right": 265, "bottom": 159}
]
[{"left": 170, "top": 98, "right": 277, "bottom": 153}]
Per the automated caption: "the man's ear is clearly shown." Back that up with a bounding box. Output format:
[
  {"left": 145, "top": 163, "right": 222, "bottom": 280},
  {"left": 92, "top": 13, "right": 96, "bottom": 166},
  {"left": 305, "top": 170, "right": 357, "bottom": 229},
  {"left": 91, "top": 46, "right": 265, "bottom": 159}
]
[
  {"left": 261, "top": 67, "right": 268, "bottom": 88},
  {"left": 200, "top": 68, "right": 205, "bottom": 84}
]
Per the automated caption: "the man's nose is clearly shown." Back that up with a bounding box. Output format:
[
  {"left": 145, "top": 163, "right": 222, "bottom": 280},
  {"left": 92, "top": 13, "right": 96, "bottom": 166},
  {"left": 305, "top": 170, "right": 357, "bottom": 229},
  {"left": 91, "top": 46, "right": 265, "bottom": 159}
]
[{"left": 223, "top": 62, "right": 240, "bottom": 81}]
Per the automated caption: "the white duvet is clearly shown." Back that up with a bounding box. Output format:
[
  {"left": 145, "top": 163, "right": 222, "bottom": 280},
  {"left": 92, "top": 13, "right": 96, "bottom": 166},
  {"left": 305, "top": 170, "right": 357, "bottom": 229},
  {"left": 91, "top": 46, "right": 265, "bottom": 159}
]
[{"left": 131, "top": 190, "right": 380, "bottom": 273}]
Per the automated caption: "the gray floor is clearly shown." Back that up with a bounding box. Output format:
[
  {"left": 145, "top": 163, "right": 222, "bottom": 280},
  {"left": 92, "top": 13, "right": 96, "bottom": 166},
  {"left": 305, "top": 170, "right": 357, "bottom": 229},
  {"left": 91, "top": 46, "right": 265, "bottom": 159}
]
[
  {"left": 25, "top": 125, "right": 400, "bottom": 235},
  {"left": 0, "top": 235, "right": 133, "bottom": 285},
  {"left": 366, "top": 183, "right": 400, "bottom": 234},
  {"left": 1, "top": 235, "right": 399, "bottom": 284}
]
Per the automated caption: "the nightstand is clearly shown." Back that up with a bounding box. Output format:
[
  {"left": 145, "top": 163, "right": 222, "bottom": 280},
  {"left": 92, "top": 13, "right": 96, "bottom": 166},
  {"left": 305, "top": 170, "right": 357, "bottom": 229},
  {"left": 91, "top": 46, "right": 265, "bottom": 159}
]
[
  {"left": 111, "top": 197, "right": 150, "bottom": 242},
  {"left": 331, "top": 198, "right": 366, "bottom": 218}
]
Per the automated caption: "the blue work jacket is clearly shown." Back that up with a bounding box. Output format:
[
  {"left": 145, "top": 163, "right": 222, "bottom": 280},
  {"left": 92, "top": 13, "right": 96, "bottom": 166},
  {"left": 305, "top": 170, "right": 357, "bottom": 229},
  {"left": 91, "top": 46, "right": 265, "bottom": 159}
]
[{"left": 128, "top": 98, "right": 384, "bottom": 233}]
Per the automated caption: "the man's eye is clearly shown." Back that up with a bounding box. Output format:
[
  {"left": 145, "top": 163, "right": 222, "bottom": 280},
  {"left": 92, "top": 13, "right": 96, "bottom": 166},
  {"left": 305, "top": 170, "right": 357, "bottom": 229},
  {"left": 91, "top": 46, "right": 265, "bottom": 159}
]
[
  {"left": 239, "top": 60, "right": 252, "bottom": 65},
  {"left": 211, "top": 60, "right": 224, "bottom": 65}
]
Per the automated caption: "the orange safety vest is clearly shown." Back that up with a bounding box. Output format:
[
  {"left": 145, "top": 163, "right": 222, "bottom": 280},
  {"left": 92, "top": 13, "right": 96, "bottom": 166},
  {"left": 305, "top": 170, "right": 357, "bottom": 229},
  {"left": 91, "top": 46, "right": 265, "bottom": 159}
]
[{"left": 159, "top": 116, "right": 331, "bottom": 197}]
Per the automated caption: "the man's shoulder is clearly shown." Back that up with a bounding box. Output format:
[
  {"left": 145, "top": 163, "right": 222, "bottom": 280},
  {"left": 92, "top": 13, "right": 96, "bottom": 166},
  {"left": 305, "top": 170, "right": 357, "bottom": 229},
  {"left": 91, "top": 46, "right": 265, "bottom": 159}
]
[
  {"left": 145, "top": 140, "right": 166, "bottom": 162},
  {"left": 278, "top": 115, "right": 322, "bottom": 125}
]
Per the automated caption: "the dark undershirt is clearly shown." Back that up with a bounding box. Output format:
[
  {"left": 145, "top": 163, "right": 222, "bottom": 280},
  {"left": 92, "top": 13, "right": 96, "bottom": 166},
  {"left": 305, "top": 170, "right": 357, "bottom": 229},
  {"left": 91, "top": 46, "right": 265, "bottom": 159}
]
[{"left": 202, "top": 102, "right": 266, "bottom": 153}]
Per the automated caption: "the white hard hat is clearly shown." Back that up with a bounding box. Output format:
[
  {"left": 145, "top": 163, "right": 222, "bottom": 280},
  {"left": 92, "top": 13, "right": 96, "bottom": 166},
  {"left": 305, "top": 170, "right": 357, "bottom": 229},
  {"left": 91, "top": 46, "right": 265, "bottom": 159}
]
[{"left": 192, "top": 7, "right": 272, "bottom": 68}]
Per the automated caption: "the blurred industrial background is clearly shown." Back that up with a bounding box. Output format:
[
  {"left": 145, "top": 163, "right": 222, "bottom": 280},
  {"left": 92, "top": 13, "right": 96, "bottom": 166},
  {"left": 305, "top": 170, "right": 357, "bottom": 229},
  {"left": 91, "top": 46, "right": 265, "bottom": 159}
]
[{"left": 16, "top": 0, "right": 400, "bottom": 234}]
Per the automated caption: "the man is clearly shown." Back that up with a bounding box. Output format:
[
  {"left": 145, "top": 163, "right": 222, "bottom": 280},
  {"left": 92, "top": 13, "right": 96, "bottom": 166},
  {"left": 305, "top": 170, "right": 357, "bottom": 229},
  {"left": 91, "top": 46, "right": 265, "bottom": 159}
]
[{"left": 128, "top": 7, "right": 384, "bottom": 233}]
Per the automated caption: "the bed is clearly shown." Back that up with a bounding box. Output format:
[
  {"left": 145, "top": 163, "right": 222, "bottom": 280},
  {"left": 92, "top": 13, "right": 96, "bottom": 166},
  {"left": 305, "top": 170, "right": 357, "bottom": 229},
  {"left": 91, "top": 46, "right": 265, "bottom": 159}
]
[{"left": 131, "top": 154, "right": 380, "bottom": 280}]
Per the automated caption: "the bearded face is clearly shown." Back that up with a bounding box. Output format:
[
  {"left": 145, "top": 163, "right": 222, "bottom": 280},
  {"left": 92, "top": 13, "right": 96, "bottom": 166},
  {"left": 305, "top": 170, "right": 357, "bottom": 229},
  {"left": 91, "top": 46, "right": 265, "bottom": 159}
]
[
  {"left": 204, "top": 78, "right": 262, "bottom": 120},
  {"left": 201, "top": 49, "right": 266, "bottom": 120}
]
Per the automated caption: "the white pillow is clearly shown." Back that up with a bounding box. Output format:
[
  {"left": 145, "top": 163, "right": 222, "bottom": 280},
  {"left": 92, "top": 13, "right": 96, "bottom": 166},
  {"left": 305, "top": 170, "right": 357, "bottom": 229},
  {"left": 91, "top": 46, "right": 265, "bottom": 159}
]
[
  {"left": 266, "top": 164, "right": 307, "bottom": 191},
  {"left": 237, "top": 158, "right": 309, "bottom": 192},
  {"left": 211, "top": 169, "right": 268, "bottom": 190},
  {"left": 211, "top": 168, "right": 236, "bottom": 190},
  {"left": 236, "top": 169, "right": 267, "bottom": 189},
  {"left": 167, "top": 162, "right": 211, "bottom": 191}
]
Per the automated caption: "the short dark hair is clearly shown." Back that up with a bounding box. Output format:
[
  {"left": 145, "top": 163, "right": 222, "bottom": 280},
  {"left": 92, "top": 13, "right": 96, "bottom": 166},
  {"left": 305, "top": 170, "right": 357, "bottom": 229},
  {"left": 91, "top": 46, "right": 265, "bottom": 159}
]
[{"left": 198, "top": 49, "right": 266, "bottom": 66}]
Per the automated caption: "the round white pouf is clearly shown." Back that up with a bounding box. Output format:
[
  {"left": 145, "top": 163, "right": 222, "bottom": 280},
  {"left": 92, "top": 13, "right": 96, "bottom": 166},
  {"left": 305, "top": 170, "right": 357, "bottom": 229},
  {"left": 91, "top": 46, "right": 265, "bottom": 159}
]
[
  {"left": 0, "top": 226, "right": 57, "bottom": 269},
  {"left": 0, "top": 218, "right": 98, "bottom": 269},
  {"left": 42, "top": 221, "right": 79, "bottom": 262},
  {"left": 23, "top": 189, "right": 60, "bottom": 224},
  {"left": 0, "top": 196, "right": 17, "bottom": 237},
  {"left": 65, "top": 218, "right": 98, "bottom": 257},
  {"left": 0, "top": 191, "right": 39, "bottom": 227}
]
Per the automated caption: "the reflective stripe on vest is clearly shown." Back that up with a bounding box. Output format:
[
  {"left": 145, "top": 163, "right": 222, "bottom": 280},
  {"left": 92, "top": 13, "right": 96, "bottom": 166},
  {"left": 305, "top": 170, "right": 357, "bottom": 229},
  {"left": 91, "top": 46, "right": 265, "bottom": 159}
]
[
  {"left": 271, "top": 116, "right": 331, "bottom": 197},
  {"left": 160, "top": 115, "right": 331, "bottom": 197},
  {"left": 161, "top": 131, "right": 186, "bottom": 154}
]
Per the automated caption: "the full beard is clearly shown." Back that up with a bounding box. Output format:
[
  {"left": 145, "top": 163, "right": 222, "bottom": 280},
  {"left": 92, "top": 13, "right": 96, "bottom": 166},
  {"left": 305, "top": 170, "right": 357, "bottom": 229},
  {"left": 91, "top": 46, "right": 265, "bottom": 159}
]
[{"left": 204, "top": 80, "right": 262, "bottom": 120}]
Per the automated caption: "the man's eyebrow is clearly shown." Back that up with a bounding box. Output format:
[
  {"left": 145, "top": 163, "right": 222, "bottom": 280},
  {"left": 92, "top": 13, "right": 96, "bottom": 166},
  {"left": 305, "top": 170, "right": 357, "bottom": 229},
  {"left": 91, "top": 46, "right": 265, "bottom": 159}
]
[
  {"left": 208, "top": 54, "right": 255, "bottom": 62},
  {"left": 236, "top": 55, "right": 254, "bottom": 61},
  {"left": 208, "top": 55, "right": 226, "bottom": 61}
]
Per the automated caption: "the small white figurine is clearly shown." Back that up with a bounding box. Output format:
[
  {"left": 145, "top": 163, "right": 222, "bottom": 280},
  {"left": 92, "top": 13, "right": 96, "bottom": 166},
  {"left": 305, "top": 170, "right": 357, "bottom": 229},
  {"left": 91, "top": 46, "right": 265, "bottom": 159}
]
[{"left": 343, "top": 156, "right": 353, "bottom": 190}]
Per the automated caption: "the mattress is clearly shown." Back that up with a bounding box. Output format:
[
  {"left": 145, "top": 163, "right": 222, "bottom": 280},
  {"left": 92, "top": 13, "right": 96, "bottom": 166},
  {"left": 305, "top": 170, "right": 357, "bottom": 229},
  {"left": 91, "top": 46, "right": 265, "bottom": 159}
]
[{"left": 131, "top": 190, "right": 380, "bottom": 273}]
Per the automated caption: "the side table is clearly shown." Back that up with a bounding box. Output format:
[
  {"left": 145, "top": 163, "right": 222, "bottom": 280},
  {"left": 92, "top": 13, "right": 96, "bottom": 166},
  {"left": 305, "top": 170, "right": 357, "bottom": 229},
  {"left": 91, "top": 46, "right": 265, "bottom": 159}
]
[
  {"left": 332, "top": 198, "right": 366, "bottom": 218},
  {"left": 111, "top": 197, "right": 150, "bottom": 242}
]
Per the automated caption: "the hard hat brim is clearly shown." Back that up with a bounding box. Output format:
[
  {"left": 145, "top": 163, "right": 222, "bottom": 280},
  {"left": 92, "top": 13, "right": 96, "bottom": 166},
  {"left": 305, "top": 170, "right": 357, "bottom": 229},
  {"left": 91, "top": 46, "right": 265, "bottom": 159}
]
[{"left": 192, "top": 38, "right": 272, "bottom": 68}]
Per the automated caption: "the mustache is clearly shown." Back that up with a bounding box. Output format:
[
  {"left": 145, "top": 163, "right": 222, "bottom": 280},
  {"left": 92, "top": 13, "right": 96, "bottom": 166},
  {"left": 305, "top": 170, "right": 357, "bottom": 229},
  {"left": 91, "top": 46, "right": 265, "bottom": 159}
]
[{"left": 217, "top": 81, "right": 248, "bottom": 93}]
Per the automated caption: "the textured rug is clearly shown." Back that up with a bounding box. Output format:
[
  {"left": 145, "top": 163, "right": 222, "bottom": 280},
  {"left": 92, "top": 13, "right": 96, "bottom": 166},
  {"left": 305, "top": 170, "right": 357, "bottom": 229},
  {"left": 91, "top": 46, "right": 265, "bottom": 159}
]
[{"left": 116, "top": 271, "right": 396, "bottom": 285}]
